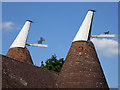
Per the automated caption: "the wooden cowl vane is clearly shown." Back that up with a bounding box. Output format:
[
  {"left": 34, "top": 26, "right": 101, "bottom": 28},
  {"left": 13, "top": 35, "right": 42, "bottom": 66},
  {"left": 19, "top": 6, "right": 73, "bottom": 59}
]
[
  {"left": 7, "top": 20, "right": 33, "bottom": 64},
  {"left": 56, "top": 10, "right": 109, "bottom": 88}
]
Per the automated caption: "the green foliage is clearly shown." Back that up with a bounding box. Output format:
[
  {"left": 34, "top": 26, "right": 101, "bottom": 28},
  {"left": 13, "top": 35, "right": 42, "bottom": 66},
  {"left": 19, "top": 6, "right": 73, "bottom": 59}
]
[{"left": 41, "top": 54, "right": 64, "bottom": 72}]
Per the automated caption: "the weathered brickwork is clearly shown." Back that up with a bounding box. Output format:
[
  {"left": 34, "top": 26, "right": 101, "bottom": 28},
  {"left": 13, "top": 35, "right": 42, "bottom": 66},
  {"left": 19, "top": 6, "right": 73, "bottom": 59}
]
[
  {"left": 6, "top": 48, "right": 33, "bottom": 64},
  {"left": 3, "top": 41, "right": 109, "bottom": 88},
  {"left": 56, "top": 41, "right": 108, "bottom": 88},
  {"left": 2, "top": 54, "right": 57, "bottom": 88}
]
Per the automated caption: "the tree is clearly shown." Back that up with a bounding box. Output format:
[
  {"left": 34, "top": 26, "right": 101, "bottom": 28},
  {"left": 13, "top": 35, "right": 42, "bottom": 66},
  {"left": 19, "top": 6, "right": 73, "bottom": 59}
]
[
  {"left": 41, "top": 61, "right": 44, "bottom": 68},
  {"left": 40, "top": 54, "right": 64, "bottom": 72}
]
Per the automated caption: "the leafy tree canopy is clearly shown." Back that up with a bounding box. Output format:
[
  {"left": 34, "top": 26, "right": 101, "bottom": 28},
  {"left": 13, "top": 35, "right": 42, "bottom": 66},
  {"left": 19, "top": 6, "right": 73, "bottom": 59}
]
[{"left": 41, "top": 54, "right": 64, "bottom": 72}]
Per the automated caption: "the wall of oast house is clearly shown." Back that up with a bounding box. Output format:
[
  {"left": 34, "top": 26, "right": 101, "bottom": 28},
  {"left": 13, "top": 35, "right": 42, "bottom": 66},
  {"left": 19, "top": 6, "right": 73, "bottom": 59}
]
[
  {"left": 56, "top": 41, "right": 109, "bottom": 88},
  {"left": 6, "top": 48, "right": 33, "bottom": 64}
]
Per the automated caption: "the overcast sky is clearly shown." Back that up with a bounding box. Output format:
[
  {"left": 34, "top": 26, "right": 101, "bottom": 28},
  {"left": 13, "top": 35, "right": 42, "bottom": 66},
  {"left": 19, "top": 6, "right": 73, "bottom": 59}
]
[{"left": 2, "top": 2, "right": 118, "bottom": 88}]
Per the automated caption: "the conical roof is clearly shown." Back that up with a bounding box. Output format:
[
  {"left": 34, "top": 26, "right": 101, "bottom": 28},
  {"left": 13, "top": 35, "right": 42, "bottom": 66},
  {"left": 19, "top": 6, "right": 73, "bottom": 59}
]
[
  {"left": 7, "top": 48, "right": 33, "bottom": 64},
  {"left": 56, "top": 41, "right": 108, "bottom": 88}
]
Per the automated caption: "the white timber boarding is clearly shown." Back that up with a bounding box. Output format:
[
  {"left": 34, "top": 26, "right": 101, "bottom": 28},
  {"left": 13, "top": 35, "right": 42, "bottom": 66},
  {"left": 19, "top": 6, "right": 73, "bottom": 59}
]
[
  {"left": 73, "top": 10, "right": 95, "bottom": 42},
  {"left": 10, "top": 20, "right": 32, "bottom": 48}
]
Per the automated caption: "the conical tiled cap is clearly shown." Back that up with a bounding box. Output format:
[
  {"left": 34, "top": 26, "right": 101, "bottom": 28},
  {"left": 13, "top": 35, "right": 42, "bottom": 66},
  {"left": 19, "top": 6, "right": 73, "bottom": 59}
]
[{"left": 56, "top": 41, "right": 108, "bottom": 88}]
